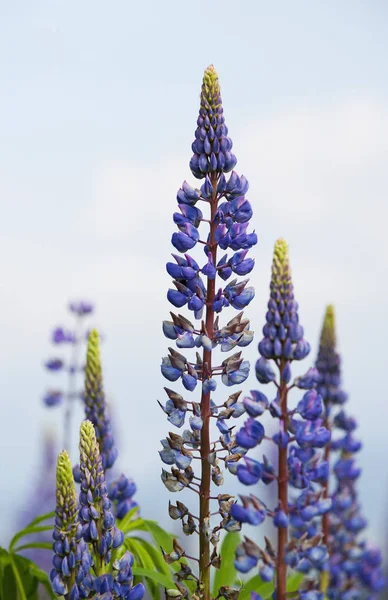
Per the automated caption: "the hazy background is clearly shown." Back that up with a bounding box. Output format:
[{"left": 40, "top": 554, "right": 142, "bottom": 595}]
[{"left": 1, "top": 0, "right": 387, "bottom": 552}]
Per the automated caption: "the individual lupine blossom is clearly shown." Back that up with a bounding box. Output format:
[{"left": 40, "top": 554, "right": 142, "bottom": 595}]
[
  {"left": 231, "top": 239, "right": 330, "bottom": 600},
  {"left": 315, "top": 306, "right": 386, "bottom": 599},
  {"left": 74, "top": 329, "right": 137, "bottom": 521},
  {"left": 51, "top": 450, "right": 93, "bottom": 599},
  {"left": 43, "top": 299, "right": 95, "bottom": 451},
  {"left": 78, "top": 420, "right": 124, "bottom": 569},
  {"left": 160, "top": 65, "right": 256, "bottom": 600}
]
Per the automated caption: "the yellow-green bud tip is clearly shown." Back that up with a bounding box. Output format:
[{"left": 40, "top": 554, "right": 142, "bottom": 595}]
[
  {"left": 56, "top": 450, "right": 77, "bottom": 508},
  {"left": 202, "top": 65, "right": 221, "bottom": 110},
  {"left": 320, "top": 304, "right": 336, "bottom": 348},
  {"left": 80, "top": 419, "right": 97, "bottom": 448},
  {"left": 86, "top": 328, "right": 102, "bottom": 379},
  {"left": 271, "top": 238, "right": 291, "bottom": 286},
  {"left": 274, "top": 238, "right": 288, "bottom": 262}
]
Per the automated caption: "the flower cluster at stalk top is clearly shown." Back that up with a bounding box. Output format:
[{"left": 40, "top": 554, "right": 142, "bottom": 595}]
[
  {"left": 230, "top": 239, "right": 330, "bottom": 594},
  {"left": 52, "top": 422, "right": 145, "bottom": 600},
  {"left": 315, "top": 306, "right": 386, "bottom": 598},
  {"left": 51, "top": 450, "right": 93, "bottom": 598},
  {"left": 74, "top": 329, "right": 138, "bottom": 522},
  {"left": 189, "top": 64, "right": 237, "bottom": 178},
  {"left": 82, "top": 329, "right": 117, "bottom": 471}
]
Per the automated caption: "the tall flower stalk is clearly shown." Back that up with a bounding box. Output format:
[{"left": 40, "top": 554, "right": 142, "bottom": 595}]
[
  {"left": 75, "top": 329, "right": 138, "bottom": 521},
  {"left": 43, "top": 300, "right": 94, "bottom": 450},
  {"left": 231, "top": 239, "right": 330, "bottom": 600},
  {"left": 160, "top": 65, "right": 256, "bottom": 600},
  {"left": 315, "top": 306, "right": 385, "bottom": 598}
]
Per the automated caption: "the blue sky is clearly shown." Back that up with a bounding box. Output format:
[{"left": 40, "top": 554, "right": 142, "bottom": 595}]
[{"left": 1, "top": 0, "right": 388, "bottom": 552}]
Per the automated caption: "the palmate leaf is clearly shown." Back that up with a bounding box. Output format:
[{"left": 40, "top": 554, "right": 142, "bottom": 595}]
[
  {"left": 9, "top": 511, "right": 54, "bottom": 553},
  {"left": 0, "top": 547, "right": 55, "bottom": 600},
  {"left": 212, "top": 532, "right": 240, "bottom": 597}
]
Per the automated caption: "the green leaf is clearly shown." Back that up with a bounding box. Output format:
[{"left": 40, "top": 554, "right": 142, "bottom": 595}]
[
  {"left": 131, "top": 537, "right": 172, "bottom": 578},
  {"left": 286, "top": 572, "right": 304, "bottom": 593},
  {"left": 24, "top": 511, "right": 55, "bottom": 528},
  {"left": 9, "top": 554, "right": 29, "bottom": 600},
  {"left": 116, "top": 507, "right": 142, "bottom": 534},
  {"left": 0, "top": 563, "right": 17, "bottom": 600},
  {"left": 13, "top": 542, "right": 53, "bottom": 553},
  {"left": 18, "top": 555, "right": 56, "bottom": 599},
  {"left": 142, "top": 520, "right": 175, "bottom": 552},
  {"left": 141, "top": 519, "right": 196, "bottom": 592},
  {"left": 132, "top": 567, "right": 176, "bottom": 590},
  {"left": 212, "top": 532, "right": 240, "bottom": 597},
  {"left": 9, "top": 525, "right": 53, "bottom": 553},
  {"left": 239, "top": 571, "right": 304, "bottom": 600},
  {"left": 125, "top": 538, "right": 163, "bottom": 600},
  {"left": 239, "top": 575, "right": 274, "bottom": 600}
]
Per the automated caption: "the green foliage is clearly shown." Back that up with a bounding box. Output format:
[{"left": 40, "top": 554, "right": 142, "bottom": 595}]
[
  {"left": 1, "top": 508, "right": 306, "bottom": 600},
  {"left": 0, "top": 511, "right": 56, "bottom": 600},
  {"left": 212, "top": 532, "right": 240, "bottom": 597},
  {"left": 239, "top": 571, "right": 304, "bottom": 600}
]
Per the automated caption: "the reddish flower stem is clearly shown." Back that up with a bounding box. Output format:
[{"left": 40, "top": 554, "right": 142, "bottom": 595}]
[
  {"left": 199, "top": 173, "right": 219, "bottom": 600},
  {"left": 277, "top": 360, "right": 289, "bottom": 600}
]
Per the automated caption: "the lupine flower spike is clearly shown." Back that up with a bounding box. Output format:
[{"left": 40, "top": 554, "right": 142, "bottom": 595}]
[
  {"left": 78, "top": 420, "right": 124, "bottom": 569},
  {"left": 51, "top": 450, "right": 93, "bottom": 599},
  {"left": 231, "top": 239, "right": 330, "bottom": 600},
  {"left": 315, "top": 306, "right": 386, "bottom": 598},
  {"left": 78, "top": 420, "right": 145, "bottom": 600},
  {"left": 75, "top": 329, "right": 138, "bottom": 521},
  {"left": 43, "top": 299, "right": 95, "bottom": 450},
  {"left": 82, "top": 330, "right": 118, "bottom": 472},
  {"left": 160, "top": 65, "right": 256, "bottom": 600}
]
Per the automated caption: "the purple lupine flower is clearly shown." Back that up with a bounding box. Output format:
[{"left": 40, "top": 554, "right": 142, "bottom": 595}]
[
  {"left": 160, "top": 65, "right": 255, "bottom": 599},
  {"left": 93, "top": 551, "right": 144, "bottom": 600},
  {"left": 43, "top": 389, "right": 64, "bottom": 407},
  {"left": 51, "top": 450, "right": 93, "bottom": 598},
  {"left": 108, "top": 475, "right": 139, "bottom": 521},
  {"left": 52, "top": 327, "right": 76, "bottom": 344},
  {"left": 81, "top": 330, "right": 118, "bottom": 472},
  {"left": 43, "top": 300, "right": 95, "bottom": 452},
  {"left": 78, "top": 420, "right": 124, "bottom": 566},
  {"left": 76, "top": 330, "right": 139, "bottom": 521},
  {"left": 315, "top": 306, "right": 386, "bottom": 598},
  {"left": 189, "top": 67, "right": 237, "bottom": 178},
  {"left": 231, "top": 239, "right": 329, "bottom": 600},
  {"left": 45, "top": 358, "right": 64, "bottom": 371},
  {"left": 69, "top": 300, "right": 94, "bottom": 316}
]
